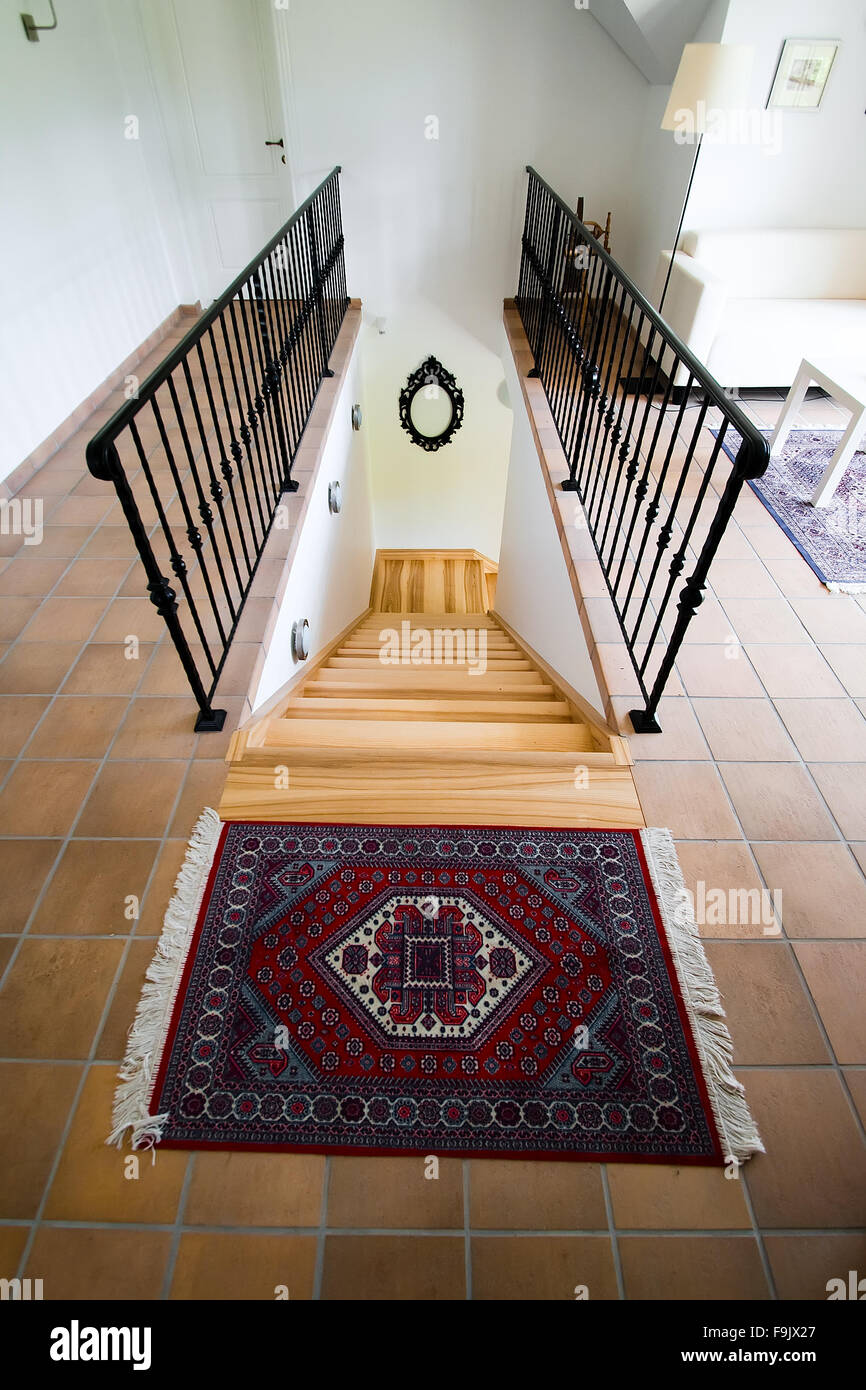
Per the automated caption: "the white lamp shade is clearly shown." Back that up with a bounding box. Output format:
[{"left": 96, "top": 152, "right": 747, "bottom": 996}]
[{"left": 661, "top": 43, "right": 754, "bottom": 130}]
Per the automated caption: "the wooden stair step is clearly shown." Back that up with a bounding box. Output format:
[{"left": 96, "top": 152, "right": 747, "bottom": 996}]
[
  {"left": 249, "top": 717, "right": 595, "bottom": 753},
  {"left": 325, "top": 656, "right": 533, "bottom": 670},
  {"left": 359, "top": 612, "right": 499, "bottom": 627},
  {"left": 284, "top": 697, "right": 574, "bottom": 722},
  {"left": 218, "top": 759, "right": 642, "bottom": 828},
  {"left": 338, "top": 639, "right": 521, "bottom": 653},
  {"left": 305, "top": 667, "right": 548, "bottom": 687},
  {"left": 302, "top": 678, "right": 558, "bottom": 700}
]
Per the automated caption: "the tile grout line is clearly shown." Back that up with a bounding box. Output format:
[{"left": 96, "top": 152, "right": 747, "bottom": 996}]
[
  {"left": 463, "top": 1159, "right": 471, "bottom": 1300},
  {"left": 2, "top": 1215, "right": 864, "bottom": 1237},
  {"left": 159, "top": 1154, "right": 196, "bottom": 1301},
  {"left": 741, "top": 1166, "right": 779, "bottom": 1301},
  {"left": 312, "top": 1156, "right": 330, "bottom": 1300},
  {"left": 600, "top": 1164, "right": 625, "bottom": 1299}
]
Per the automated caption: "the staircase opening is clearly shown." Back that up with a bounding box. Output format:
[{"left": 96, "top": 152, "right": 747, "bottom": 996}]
[{"left": 221, "top": 551, "right": 641, "bottom": 829}]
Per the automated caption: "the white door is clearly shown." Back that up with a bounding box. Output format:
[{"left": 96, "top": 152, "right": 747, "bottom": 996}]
[{"left": 146, "top": 0, "right": 293, "bottom": 303}]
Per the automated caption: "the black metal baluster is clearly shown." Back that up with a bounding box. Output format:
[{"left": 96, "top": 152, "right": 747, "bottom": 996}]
[
  {"left": 198, "top": 329, "right": 256, "bottom": 575},
  {"left": 179, "top": 358, "right": 245, "bottom": 599},
  {"left": 217, "top": 309, "right": 270, "bottom": 540}
]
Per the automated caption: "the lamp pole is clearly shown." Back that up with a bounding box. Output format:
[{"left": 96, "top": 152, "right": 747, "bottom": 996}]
[{"left": 658, "top": 131, "right": 703, "bottom": 315}]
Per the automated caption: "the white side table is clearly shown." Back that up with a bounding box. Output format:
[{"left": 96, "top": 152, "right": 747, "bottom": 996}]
[{"left": 769, "top": 358, "right": 866, "bottom": 507}]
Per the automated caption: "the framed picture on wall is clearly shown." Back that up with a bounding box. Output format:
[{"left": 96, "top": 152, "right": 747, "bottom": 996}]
[{"left": 767, "top": 39, "right": 840, "bottom": 109}]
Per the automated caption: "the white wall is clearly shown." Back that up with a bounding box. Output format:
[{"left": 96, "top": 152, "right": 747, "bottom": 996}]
[
  {"left": 495, "top": 337, "right": 604, "bottom": 718},
  {"left": 281, "top": 0, "right": 652, "bottom": 559},
  {"left": 685, "top": 0, "right": 866, "bottom": 232},
  {"left": 359, "top": 312, "right": 512, "bottom": 557},
  {"left": 253, "top": 339, "right": 376, "bottom": 711},
  {"left": 615, "top": 0, "right": 728, "bottom": 298},
  {"left": 0, "top": 0, "right": 195, "bottom": 484}
]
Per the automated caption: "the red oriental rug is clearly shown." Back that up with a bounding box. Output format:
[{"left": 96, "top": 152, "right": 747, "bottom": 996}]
[{"left": 110, "top": 814, "right": 762, "bottom": 1166}]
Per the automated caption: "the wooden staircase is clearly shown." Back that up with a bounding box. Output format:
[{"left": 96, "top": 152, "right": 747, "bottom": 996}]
[{"left": 219, "top": 596, "right": 644, "bottom": 829}]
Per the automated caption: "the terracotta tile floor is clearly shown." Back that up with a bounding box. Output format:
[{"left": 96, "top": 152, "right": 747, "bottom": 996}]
[{"left": 0, "top": 378, "right": 864, "bottom": 1301}]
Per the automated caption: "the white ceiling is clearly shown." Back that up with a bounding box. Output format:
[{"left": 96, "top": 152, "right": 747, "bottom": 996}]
[{"left": 590, "top": 0, "right": 716, "bottom": 84}]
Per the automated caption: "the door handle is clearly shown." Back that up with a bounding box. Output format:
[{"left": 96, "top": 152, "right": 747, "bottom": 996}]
[{"left": 265, "top": 138, "right": 286, "bottom": 164}]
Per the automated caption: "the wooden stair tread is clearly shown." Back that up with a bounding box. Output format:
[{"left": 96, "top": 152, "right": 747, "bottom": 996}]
[
  {"left": 302, "top": 679, "right": 559, "bottom": 699},
  {"left": 304, "top": 667, "right": 549, "bottom": 687},
  {"left": 355, "top": 612, "right": 499, "bottom": 627},
  {"left": 249, "top": 717, "right": 596, "bottom": 753},
  {"left": 219, "top": 763, "right": 642, "bottom": 828},
  {"left": 325, "top": 656, "right": 532, "bottom": 670},
  {"left": 285, "top": 697, "right": 572, "bottom": 722}
]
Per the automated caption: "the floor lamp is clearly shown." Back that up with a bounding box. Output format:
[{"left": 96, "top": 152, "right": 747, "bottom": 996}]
[{"left": 658, "top": 42, "right": 754, "bottom": 314}]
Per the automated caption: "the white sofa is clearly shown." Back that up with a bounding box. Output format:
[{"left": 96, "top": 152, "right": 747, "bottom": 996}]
[{"left": 650, "top": 228, "right": 866, "bottom": 390}]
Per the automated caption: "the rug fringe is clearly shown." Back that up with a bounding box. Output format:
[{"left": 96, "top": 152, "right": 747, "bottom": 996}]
[
  {"left": 107, "top": 807, "right": 223, "bottom": 1151},
  {"left": 826, "top": 581, "right": 866, "bottom": 594},
  {"left": 640, "top": 827, "right": 764, "bottom": 1166}
]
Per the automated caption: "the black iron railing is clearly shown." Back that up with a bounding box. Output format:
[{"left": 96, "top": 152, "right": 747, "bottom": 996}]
[
  {"left": 516, "top": 167, "right": 769, "bottom": 731},
  {"left": 86, "top": 167, "right": 348, "bottom": 730}
]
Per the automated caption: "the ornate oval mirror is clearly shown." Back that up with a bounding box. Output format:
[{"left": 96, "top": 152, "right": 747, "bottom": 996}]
[{"left": 398, "top": 356, "right": 464, "bottom": 451}]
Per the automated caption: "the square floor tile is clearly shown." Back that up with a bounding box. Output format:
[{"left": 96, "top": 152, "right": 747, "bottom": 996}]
[
  {"left": 0, "top": 937, "right": 124, "bottom": 1058},
  {"left": 745, "top": 644, "right": 845, "bottom": 698},
  {"left": 328, "top": 1156, "right": 462, "bottom": 1229},
  {"left": 62, "top": 642, "right": 155, "bottom": 697},
  {"left": 185, "top": 1151, "right": 325, "bottom": 1228},
  {"left": 693, "top": 698, "right": 796, "bottom": 762},
  {"left": 471, "top": 1235, "right": 617, "bottom": 1300},
  {"left": 321, "top": 1235, "right": 465, "bottom": 1300},
  {"left": 0, "top": 761, "right": 99, "bottom": 837},
  {"left": 719, "top": 598, "right": 808, "bottom": 645},
  {"left": 764, "top": 1234, "right": 866, "bottom": 1301},
  {"left": 25, "top": 1227, "right": 171, "bottom": 1301},
  {"left": 633, "top": 762, "right": 740, "bottom": 839},
  {"left": 607, "top": 1163, "right": 750, "bottom": 1229},
  {"left": 751, "top": 843, "right": 866, "bottom": 939},
  {"left": 818, "top": 644, "right": 866, "bottom": 698},
  {"left": 704, "top": 943, "right": 828, "bottom": 1064},
  {"left": 809, "top": 764, "right": 866, "bottom": 840},
  {"left": 25, "top": 697, "right": 127, "bottom": 760},
  {"left": 44, "top": 1067, "right": 187, "bottom": 1222},
  {"left": 611, "top": 697, "right": 709, "bottom": 760},
  {"left": 31, "top": 838, "right": 158, "bottom": 936},
  {"left": 469, "top": 1159, "right": 606, "bottom": 1230},
  {"left": 20, "top": 596, "right": 108, "bottom": 644},
  {"left": 794, "top": 942, "right": 866, "bottom": 1064},
  {"left": 0, "top": 696, "right": 50, "bottom": 758},
  {"left": 0, "top": 840, "right": 62, "bottom": 933},
  {"left": 674, "top": 841, "right": 774, "bottom": 939},
  {"left": 792, "top": 598, "right": 866, "bottom": 644},
  {"left": 740, "top": 1069, "right": 866, "bottom": 1228},
  {"left": 719, "top": 763, "right": 836, "bottom": 841},
  {"left": 109, "top": 698, "right": 199, "bottom": 760},
  {"left": 0, "top": 1062, "right": 83, "bottom": 1217},
  {"left": 774, "top": 698, "right": 866, "bottom": 762},
  {"left": 171, "top": 1233, "right": 317, "bottom": 1300},
  {"left": 77, "top": 760, "right": 188, "bottom": 838},
  {"left": 0, "top": 643, "right": 81, "bottom": 695},
  {"left": 675, "top": 646, "right": 764, "bottom": 698},
  {"left": 618, "top": 1236, "right": 769, "bottom": 1300}
]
